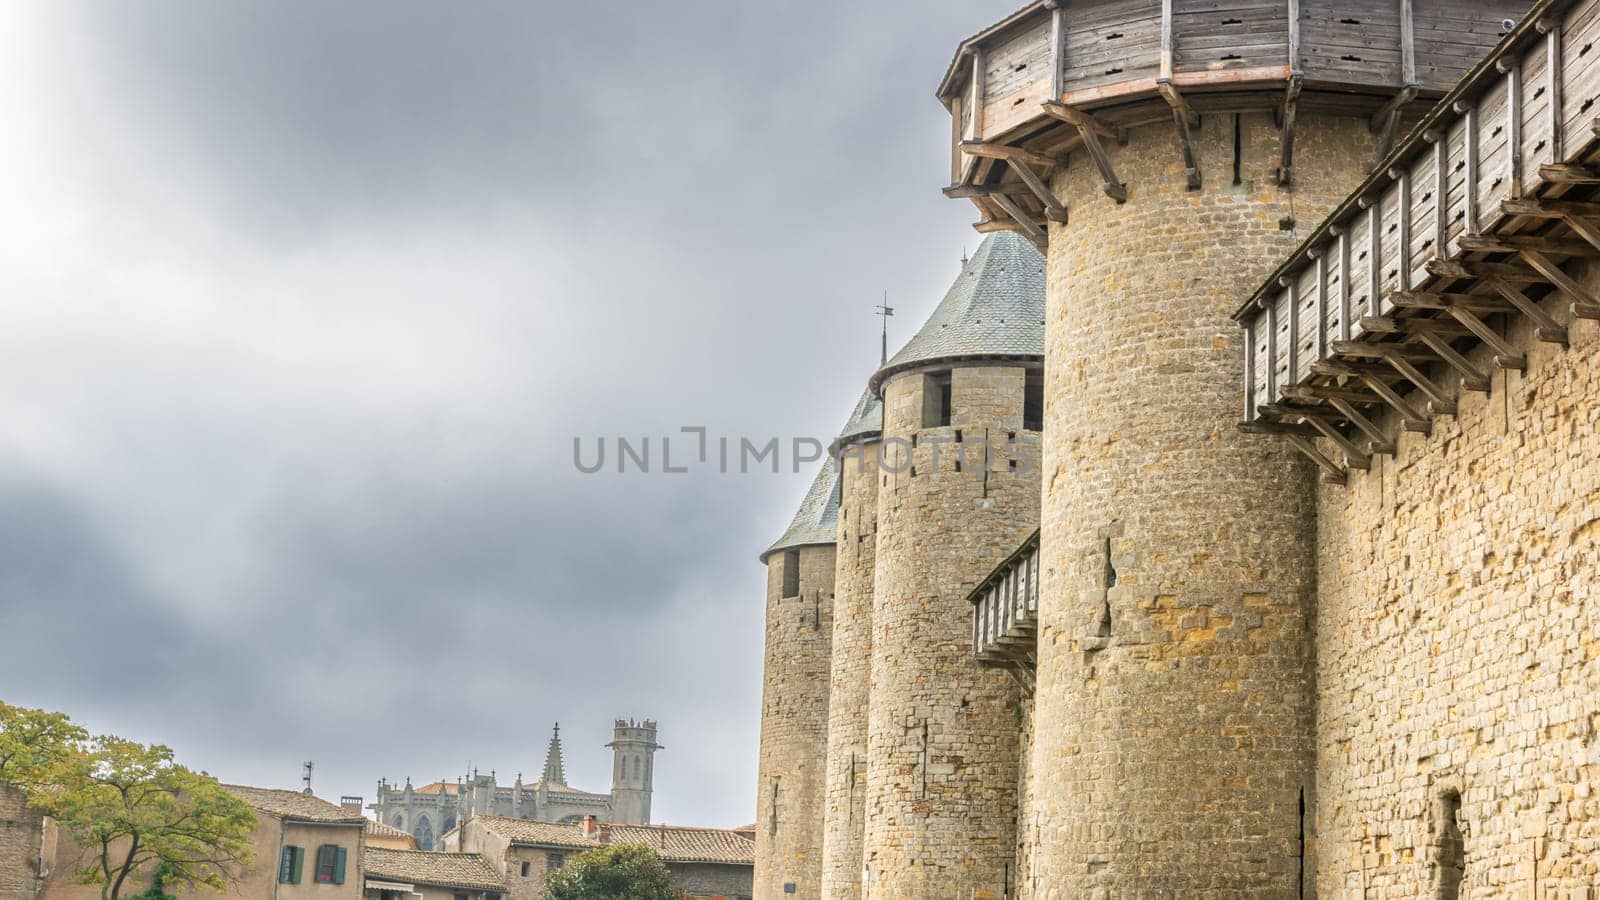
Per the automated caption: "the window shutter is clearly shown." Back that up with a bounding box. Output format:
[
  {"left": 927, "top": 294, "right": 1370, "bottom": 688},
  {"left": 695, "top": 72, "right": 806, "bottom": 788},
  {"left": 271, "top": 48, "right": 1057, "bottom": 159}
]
[
  {"left": 290, "top": 846, "right": 303, "bottom": 884},
  {"left": 333, "top": 846, "right": 347, "bottom": 885}
]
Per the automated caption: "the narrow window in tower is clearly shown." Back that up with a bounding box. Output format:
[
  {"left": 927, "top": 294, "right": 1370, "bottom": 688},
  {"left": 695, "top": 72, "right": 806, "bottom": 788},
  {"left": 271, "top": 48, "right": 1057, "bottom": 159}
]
[
  {"left": 921, "top": 371, "right": 953, "bottom": 427},
  {"left": 782, "top": 549, "right": 801, "bottom": 597},
  {"left": 634, "top": 756, "right": 642, "bottom": 780},
  {"left": 1023, "top": 374, "right": 1044, "bottom": 430},
  {"left": 1232, "top": 113, "right": 1243, "bottom": 185},
  {"left": 1436, "top": 791, "right": 1465, "bottom": 899}
]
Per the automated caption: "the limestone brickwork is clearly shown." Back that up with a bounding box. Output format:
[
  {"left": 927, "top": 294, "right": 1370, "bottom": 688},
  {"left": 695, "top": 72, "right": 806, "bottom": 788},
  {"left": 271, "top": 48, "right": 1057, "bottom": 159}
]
[
  {"left": 1314, "top": 280, "right": 1600, "bottom": 895},
  {"left": 755, "top": 538, "right": 836, "bottom": 900},
  {"left": 862, "top": 364, "right": 1039, "bottom": 899},
  {"left": 1, "top": 783, "right": 45, "bottom": 899},
  {"left": 819, "top": 432, "right": 878, "bottom": 900},
  {"left": 1029, "top": 113, "right": 1376, "bottom": 896}
]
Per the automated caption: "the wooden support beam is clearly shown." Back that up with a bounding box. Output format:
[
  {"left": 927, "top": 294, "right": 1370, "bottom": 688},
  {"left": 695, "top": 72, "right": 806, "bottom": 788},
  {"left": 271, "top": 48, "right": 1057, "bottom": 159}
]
[
  {"left": 1461, "top": 101, "right": 1479, "bottom": 235},
  {"left": 1041, "top": 102, "right": 1127, "bottom": 203},
  {"left": 1297, "top": 410, "right": 1372, "bottom": 470},
  {"left": 989, "top": 192, "right": 1048, "bottom": 251},
  {"left": 1277, "top": 76, "right": 1302, "bottom": 187},
  {"left": 1157, "top": 82, "right": 1202, "bottom": 190},
  {"left": 1287, "top": 384, "right": 1387, "bottom": 405},
  {"left": 1517, "top": 249, "right": 1600, "bottom": 319},
  {"left": 1349, "top": 316, "right": 1471, "bottom": 337},
  {"left": 1501, "top": 58, "right": 1523, "bottom": 197},
  {"left": 970, "top": 47, "right": 986, "bottom": 143},
  {"left": 1432, "top": 130, "right": 1448, "bottom": 259},
  {"left": 1049, "top": 5, "right": 1066, "bottom": 101},
  {"left": 1009, "top": 163, "right": 1070, "bottom": 224},
  {"left": 1426, "top": 259, "right": 1544, "bottom": 283},
  {"left": 1284, "top": 432, "right": 1347, "bottom": 484},
  {"left": 1538, "top": 163, "right": 1600, "bottom": 184},
  {"left": 1484, "top": 277, "right": 1569, "bottom": 344},
  {"left": 1557, "top": 213, "right": 1600, "bottom": 255},
  {"left": 1358, "top": 372, "right": 1433, "bottom": 433},
  {"left": 1500, "top": 198, "right": 1600, "bottom": 219},
  {"left": 1328, "top": 396, "right": 1397, "bottom": 455},
  {"left": 1543, "top": 19, "right": 1564, "bottom": 165},
  {"left": 1389, "top": 289, "right": 1516, "bottom": 313},
  {"left": 1039, "top": 101, "right": 1119, "bottom": 140},
  {"left": 1395, "top": 352, "right": 1459, "bottom": 416},
  {"left": 1457, "top": 234, "right": 1600, "bottom": 256},
  {"left": 1413, "top": 330, "right": 1492, "bottom": 393},
  {"left": 1338, "top": 231, "right": 1352, "bottom": 341},
  {"left": 959, "top": 141, "right": 1059, "bottom": 170},
  {"left": 1370, "top": 85, "right": 1418, "bottom": 159},
  {"left": 1445, "top": 306, "right": 1527, "bottom": 369},
  {"left": 1394, "top": 166, "right": 1412, "bottom": 290}
]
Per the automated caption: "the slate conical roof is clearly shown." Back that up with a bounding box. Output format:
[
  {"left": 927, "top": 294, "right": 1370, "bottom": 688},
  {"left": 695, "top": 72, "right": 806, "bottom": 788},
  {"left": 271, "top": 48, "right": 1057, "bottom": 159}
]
[
  {"left": 869, "top": 231, "right": 1045, "bottom": 394},
  {"left": 760, "top": 454, "right": 840, "bottom": 562},
  {"left": 833, "top": 388, "right": 883, "bottom": 450},
  {"left": 541, "top": 723, "right": 566, "bottom": 785}
]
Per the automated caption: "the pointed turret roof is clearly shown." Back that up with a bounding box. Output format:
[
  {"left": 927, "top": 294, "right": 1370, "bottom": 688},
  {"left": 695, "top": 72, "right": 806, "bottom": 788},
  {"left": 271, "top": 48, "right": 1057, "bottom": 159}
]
[
  {"left": 541, "top": 724, "right": 566, "bottom": 786},
  {"left": 869, "top": 232, "right": 1045, "bottom": 394},
  {"left": 833, "top": 388, "right": 883, "bottom": 451},
  {"left": 759, "top": 454, "right": 840, "bottom": 562}
]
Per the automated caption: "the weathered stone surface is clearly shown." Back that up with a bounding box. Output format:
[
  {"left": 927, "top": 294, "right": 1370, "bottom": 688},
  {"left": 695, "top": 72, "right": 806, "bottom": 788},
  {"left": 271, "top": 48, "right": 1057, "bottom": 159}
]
[
  {"left": 755, "top": 542, "right": 835, "bottom": 899},
  {"left": 1029, "top": 113, "right": 1375, "bottom": 896},
  {"left": 1315, "top": 285, "right": 1600, "bottom": 896},
  {"left": 820, "top": 438, "right": 879, "bottom": 900},
  {"left": 0, "top": 784, "right": 45, "bottom": 899},
  {"left": 862, "top": 365, "right": 1039, "bottom": 899}
]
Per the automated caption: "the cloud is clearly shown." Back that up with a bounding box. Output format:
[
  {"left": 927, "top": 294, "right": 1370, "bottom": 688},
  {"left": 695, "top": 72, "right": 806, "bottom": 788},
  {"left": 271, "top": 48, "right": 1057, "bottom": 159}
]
[{"left": 0, "top": 0, "right": 1022, "bottom": 826}]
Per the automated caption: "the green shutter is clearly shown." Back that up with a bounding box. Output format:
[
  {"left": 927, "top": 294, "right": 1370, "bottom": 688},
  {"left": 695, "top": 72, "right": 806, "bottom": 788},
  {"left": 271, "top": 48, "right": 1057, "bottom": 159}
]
[
  {"left": 279, "top": 845, "right": 303, "bottom": 884},
  {"left": 333, "top": 845, "right": 347, "bottom": 885}
]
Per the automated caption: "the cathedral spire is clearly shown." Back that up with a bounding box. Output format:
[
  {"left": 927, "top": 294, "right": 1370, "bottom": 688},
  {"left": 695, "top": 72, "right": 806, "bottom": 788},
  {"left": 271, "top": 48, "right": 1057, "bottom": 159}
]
[{"left": 541, "top": 723, "right": 566, "bottom": 785}]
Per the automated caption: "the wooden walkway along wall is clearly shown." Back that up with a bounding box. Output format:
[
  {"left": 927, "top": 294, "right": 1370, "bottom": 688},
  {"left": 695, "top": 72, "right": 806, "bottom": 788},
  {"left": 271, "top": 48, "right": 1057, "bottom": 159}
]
[
  {"left": 1236, "top": 0, "right": 1600, "bottom": 482},
  {"left": 969, "top": 530, "right": 1042, "bottom": 693},
  {"left": 937, "top": 0, "right": 1525, "bottom": 250}
]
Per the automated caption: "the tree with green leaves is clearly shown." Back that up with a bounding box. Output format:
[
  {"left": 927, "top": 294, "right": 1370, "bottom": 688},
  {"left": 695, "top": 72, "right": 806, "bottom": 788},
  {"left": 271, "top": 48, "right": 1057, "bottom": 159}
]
[
  {"left": 0, "top": 699, "right": 86, "bottom": 790},
  {"left": 37, "top": 735, "right": 257, "bottom": 900},
  {"left": 542, "top": 843, "right": 678, "bottom": 900}
]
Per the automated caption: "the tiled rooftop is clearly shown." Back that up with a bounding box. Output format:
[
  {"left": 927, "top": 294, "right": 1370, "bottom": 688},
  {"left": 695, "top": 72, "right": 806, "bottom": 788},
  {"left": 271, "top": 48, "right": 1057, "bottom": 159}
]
[
  {"left": 870, "top": 231, "right": 1046, "bottom": 393},
  {"left": 473, "top": 815, "right": 754, "bottom": 865},
  {"left": 220, "top": 785, "right": 367, "bottom": 824},
  {"left": 362, "top": 847, "right": 507, "bottom": 892}
]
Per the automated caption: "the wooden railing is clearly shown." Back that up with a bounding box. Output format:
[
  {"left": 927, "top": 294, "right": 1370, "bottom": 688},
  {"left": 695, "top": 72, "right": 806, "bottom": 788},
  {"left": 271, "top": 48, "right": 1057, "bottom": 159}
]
[
  {"left": 969, "top": 530, "right": 1040, "bottom": 692},
  {"left": 1236, "top": 0, "right": 1600, "bottom": 482}
]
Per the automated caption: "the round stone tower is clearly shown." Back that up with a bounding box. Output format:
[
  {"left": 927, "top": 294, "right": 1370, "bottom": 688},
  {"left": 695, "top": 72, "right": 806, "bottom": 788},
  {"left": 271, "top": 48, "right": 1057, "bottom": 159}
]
[
  {"left": 861, "top": 231, "right": 1044, "bottom": 898},
  {"left": 935, "top": 0, "right": 1523, "bottom": 894},
  {"left": 819, "top": 389, "right": 881, "bottom": 900},
  {"left": 754, "top": 457, "right": 839, "bottom": 899}
]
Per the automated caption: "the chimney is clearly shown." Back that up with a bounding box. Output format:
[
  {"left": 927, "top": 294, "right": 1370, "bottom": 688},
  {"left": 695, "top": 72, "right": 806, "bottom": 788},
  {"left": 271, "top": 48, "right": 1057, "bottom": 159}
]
[
  {"left": 339, "top": 796, "right": 363, "bottom": 816},
  {"left": 598, "top": 824, "right": 612, "bottom": 845},
  {"left": 582, "top": 815, "right": 598, "bottom": 839}
]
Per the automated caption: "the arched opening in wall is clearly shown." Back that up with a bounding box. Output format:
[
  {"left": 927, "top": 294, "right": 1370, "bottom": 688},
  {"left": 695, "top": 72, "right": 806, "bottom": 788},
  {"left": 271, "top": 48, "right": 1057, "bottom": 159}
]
[
  {"left": 782, "top": 549, "right": 801, "bottom": 598},
  {"left": 414, "top": 815, "right": 435, "bottom": 852},
  {"left": 1436, "top": 790, "right": 1464, "bottom": 899},
  {"left": 442, "top": 814, "right": 457, "bottom": 835},
  {"left": 391, "top": 813, "right": 404, "bottom": 830}
]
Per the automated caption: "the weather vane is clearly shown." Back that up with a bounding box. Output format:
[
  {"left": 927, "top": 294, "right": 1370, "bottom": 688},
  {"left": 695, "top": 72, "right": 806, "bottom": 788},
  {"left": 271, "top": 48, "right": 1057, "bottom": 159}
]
[{"left": 875, "top": 293, "right": 894, "bottom": 365}]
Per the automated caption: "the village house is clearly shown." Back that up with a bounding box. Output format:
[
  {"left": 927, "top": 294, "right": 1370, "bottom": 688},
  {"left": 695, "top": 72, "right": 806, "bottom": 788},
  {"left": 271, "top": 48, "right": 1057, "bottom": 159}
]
[
  {"left": 447, "top": 813, "right": 753, "bottom": 900},
  {"left": 360, "top": 846, "right": 506, "bottom": 900}
]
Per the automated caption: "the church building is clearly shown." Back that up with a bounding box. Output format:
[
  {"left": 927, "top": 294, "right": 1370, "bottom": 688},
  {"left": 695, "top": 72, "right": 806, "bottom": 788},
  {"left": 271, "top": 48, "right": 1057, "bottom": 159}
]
[{"left": 371, "top": 719, "right": 661, "bottom": 850}]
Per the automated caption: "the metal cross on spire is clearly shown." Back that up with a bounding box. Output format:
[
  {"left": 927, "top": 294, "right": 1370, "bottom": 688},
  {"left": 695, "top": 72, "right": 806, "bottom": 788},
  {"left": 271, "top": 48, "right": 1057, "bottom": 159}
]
[{"left": 875, "top": 293, "right": 894, "bottom": 366}]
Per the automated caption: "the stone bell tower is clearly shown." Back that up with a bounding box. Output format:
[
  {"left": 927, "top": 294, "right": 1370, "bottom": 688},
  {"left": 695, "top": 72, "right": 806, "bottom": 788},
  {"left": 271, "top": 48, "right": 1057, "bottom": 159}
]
[
  {"left": 606, "top": 719, "right": 661, "bottom": 825},
  {"left": 754, "top": 457, "right": 839, "bottom": 899},
  {"left": 859, "top": 232, "right": 1044, "bottom": 898},
  {"left": 935, "top": 0, "right": 1525, "bottom": 894}
]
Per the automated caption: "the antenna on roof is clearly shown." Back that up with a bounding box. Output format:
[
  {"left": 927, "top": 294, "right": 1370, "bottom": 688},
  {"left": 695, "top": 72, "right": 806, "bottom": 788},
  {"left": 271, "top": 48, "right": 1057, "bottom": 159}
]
[
  {"left": 301, "top": 761, "right": 314, "bottom": 796},
  {"left": 962, "top": 246, "right": 969, "bottom": 266},
  {"left": 875, "top": 293, "right": 895, "bottom": 366}
]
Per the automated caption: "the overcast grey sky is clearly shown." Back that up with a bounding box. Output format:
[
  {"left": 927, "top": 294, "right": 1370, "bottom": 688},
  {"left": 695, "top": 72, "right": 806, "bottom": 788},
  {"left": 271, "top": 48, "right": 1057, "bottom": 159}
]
[{"left": 0, "top": 0, "right": 1019, "bottom": 827}]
